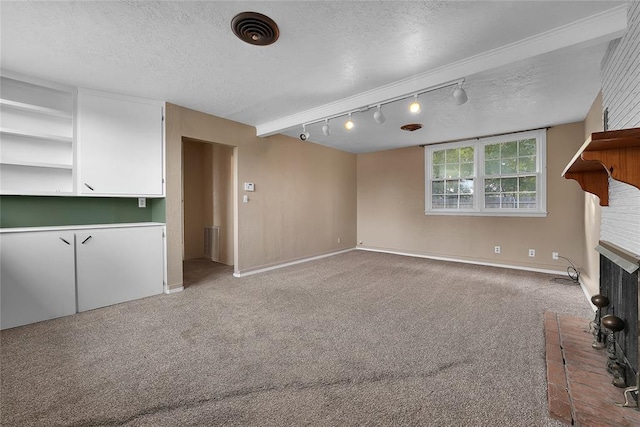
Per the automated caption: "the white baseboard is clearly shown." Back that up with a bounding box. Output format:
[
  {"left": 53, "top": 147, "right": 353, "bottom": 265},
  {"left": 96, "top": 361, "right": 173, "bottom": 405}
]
[
  {"left": 165, "top": 286, "right": 184, "bottom": 294},
  {"left": 233, "top": 248, "right": 355, "bottom": 278},
  {"left": 578, "top": 278, "right": 597, "bottom": 311},
  {"left": 356, "top": 246, "right": 570, "bottom": 276},
  {"left": 360, "top": 247, "right": 598, "bottom": 310}
]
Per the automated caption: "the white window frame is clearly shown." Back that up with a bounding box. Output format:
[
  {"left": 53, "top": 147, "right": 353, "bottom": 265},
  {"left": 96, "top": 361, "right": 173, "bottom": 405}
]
[{"left": 425, "top": 129, "right": 547, "bottom": 217}]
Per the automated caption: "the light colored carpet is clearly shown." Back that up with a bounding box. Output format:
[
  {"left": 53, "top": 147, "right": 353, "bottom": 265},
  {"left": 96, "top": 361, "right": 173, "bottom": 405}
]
[{"left": 1, "top": 250, "right": 593, "bottom": 426}]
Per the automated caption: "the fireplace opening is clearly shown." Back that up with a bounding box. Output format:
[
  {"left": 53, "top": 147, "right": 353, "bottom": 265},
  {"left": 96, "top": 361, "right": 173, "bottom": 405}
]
[{"left": 596, "top": 240, "right": 640, "bottom": 400}]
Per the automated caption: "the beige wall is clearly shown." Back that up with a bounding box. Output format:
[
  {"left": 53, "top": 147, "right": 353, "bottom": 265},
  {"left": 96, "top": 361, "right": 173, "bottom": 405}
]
[
  {"left": 211, "top": 143, "right": 234, "bottom": 265},
  {"left": 580, "top": 92, "right": 604, "bottom": 296},
  {"left": 357, "top": 122, "right": 587, "bottom": 271},
  {"left": 166, "top": 103, "right": 357, "bottom": 289},
  {"left": 183, "top": 140, "right": 207, "bottom": 260}
]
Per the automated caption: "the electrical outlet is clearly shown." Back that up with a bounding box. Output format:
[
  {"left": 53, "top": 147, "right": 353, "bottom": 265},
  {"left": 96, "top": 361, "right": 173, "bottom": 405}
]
[
  {"left": 529, "top": 249, "right": 536, "bottom": 257},
  {"left": 494, "top": 246, "right": 501, "bottom": 254},
  {"left": 138, "top": 197, "right": 146, "bottom": 208},
  {"left": 552, "top": 252, "right": 559, "bottom": 260},
  {"left": 337, "top": 237, "right": 341, "bottom": 244}
]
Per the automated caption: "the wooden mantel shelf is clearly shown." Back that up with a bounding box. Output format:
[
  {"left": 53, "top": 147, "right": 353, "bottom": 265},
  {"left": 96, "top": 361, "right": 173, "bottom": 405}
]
[{"left": 562, "top": 127, "right": 640, "bottom": 206}]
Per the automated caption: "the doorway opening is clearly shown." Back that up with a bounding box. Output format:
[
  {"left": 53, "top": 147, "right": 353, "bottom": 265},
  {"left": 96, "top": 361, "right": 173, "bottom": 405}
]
[{"left": 182, "top": 137, "right": 235, "bottom": 287}]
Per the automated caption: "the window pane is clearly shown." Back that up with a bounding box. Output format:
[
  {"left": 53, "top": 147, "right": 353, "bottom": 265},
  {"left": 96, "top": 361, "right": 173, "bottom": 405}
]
[
  {"left": 519, "top": 139, "right": 536, "bottom": 156},
  {"left": 519, "top": 176, "right": 536, "bottom": 192},
  {"left": 445, "top": 149, "right": 459, "bottom": 163},
  {"left": 485, "top": 178, "right": 500, "bottom": 193},
  {"left": 445, "top": 164, "right": 460, "bottom": 178},
  {"left": 502, "top": 158, "right": 517, "bottom": 174},
  {"left": 501, "top": 141, "right": 517, "bottom": 158},
  {"left": 445, "top": 180, "right": 459, "bottom": 194},
  {"left": 460, "top": 147, "right": 474, "bottom": 162},
  {"left": 432, "top": 150, "right": 445, "bottom": 164},
  {"left": 460, "top": 162, "right": 474, "bottom": 177},
  {"left": 432, "top": 195, "right": 444, "bottom": 209},
  {"left": 485, "top": 194, "right": 500, "bottom": 208},
  {"left": 433, "top": 164, "right": 445, "bottom": 179},
  {"left": 485, "top": 144, "right": 500, "bottom": 159},
  {"left": 518, "top": 156, "right": 536, "bottom": 173},
  {"left": 501, "top": 193, "right": 517, "bottom": 208},
  {"left": 459, "top": 195, "right": 473, "bottom": 208},
  {"left": 445, "top": 195, "right": 458, "bottom": 208},
  {"left": 460, "top": 179, "right": 473, "bottom": 194},
  {"left": 485, "top": 160, "right": 500, "bottom": 175},
  {"left": 518, "top": 192, "right": 537, "bottom": 208},
  {"left": 502, "top": 177, "right": 517, "bottom": 192},
  {"left": 432, "top": 180, "right": 444, "bottom": 194}
]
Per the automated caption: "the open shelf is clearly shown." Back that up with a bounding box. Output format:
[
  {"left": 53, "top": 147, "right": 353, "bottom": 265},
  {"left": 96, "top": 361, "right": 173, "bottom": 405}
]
[
  {"left": 0, "top": 99, "right": 72, "bottom": 118},
  {"left": 562, "top": 128, "right": 640, "bottom": 206},
  {"left": 0, "top": 160, "right": 73, "bottom": 170},
  {"left": 0, "top": 127, "right": 73, "bottom": 144},
  {"left": 0, "top": 75, "right": 75, "bottom": 196}
]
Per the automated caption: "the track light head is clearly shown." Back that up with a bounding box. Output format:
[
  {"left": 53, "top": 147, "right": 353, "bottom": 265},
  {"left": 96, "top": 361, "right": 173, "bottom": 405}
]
[
  {"left": 409, "top": 94, "right": 421, "bottom": 113},
  {"left": 344, "top": 113, "right": 354, "bottom": 130},
  {"left": 300, "top": 124, "right": 310, "bottom": 141},
  {"left": 373, "top": 105, "right": 386, "bottom": 124},
  {"left": 322, "top": 120, "right": 331, "bottom": 136},
  {"left": 453, "top": 83, "right": 468, "bottom": 105}
]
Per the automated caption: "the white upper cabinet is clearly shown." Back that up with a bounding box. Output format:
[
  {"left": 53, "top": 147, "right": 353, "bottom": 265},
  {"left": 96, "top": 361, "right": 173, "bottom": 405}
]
[
  {"left": 78, "top": 90, "right": 164, "bottom": 196},
  {"left": 0, "top": 75, "right": 75, "bottom": 195}
]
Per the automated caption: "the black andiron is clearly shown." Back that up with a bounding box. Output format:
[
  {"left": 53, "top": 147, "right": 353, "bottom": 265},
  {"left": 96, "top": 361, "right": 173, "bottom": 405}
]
[
  {"left": 589, "top": 294, "right": 609, "bottom": 349},
  {"left": 601, "top": 314, "right": 626, "bottom": 388}
]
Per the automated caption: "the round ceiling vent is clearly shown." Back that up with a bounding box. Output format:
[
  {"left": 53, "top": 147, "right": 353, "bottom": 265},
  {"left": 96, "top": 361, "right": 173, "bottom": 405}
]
[
  {"left": 401, "top": 124, "right": 423, "bottom": 132},
  {"left": 231, "top": 12, "right": 279, "bottom": 46}
]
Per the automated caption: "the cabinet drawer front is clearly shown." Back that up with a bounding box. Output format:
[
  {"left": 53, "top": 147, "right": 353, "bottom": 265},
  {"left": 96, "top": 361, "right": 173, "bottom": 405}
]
[
  {"left": 0, "top": 231, "right": 76, "bottom": 329},
  {"left": 76, "top": 226, "right": 163, "bottom": 312}
]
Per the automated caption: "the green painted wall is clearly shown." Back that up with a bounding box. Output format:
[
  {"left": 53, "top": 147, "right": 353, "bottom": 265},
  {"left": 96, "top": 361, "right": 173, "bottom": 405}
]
[{"left": 0, "top": 196, "right": 166, "bottom": 228}]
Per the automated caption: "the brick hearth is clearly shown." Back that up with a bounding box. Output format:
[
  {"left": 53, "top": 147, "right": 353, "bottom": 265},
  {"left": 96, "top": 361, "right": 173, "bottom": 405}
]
[{"left": 545, "top": 312, "right": 640, "bottom": 426}]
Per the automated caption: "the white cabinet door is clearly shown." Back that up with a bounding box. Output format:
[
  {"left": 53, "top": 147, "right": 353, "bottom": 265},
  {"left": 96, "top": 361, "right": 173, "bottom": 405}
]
[
  {"left": 0, "top": 231, "right": 76, "bottom": 329},
  {"left": 76, "top": 226, "right": 164, "bottom": 312},
  {"left": 78, "top": 90, "right": 163, "bottom": 196}
]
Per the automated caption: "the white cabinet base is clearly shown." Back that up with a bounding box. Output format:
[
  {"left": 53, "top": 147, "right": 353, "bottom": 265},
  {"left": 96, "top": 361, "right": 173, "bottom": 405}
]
[
  {"left": 76, "top": 226, "right": 164, "bottom": 312},
  {"left": 1, "top": 231, "right": 76, "bottom": 329}
]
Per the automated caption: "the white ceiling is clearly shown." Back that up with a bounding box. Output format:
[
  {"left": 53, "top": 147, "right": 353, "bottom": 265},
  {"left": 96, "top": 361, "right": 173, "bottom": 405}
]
[{"left": 0, "top": 1, "right": 627, "bottom": 153}]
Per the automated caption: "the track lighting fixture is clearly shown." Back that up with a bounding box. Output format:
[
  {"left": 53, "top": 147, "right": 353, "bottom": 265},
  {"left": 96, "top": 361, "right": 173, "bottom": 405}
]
[
  {"left": 344, "top": 113, "right": 354, "bottom": 130},
  {"left": 293, "top": 78, "right": 468, "bottom": 141},
  {"left": 373, "top": 105, "right": 385, "bottom": 124},
  {"left": 322, "top": 119, "right": 331, "bottom": 136},
  {"left": 409, "top": 94, "right": 421, "bottom": 113},
  {"left": 453, "top": 81, "right": 468, "bottom": 105},
  {"left": 299, "top": 124, "right": 309, "bottom": 141}
]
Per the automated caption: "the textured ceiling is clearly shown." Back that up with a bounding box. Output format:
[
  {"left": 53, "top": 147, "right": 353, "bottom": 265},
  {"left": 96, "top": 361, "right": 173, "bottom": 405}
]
[{"left": 0, "top": 1, "right": 626, "bottom": 153}]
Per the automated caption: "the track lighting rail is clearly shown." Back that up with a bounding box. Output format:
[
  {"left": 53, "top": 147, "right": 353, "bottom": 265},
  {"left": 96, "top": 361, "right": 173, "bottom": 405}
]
[{"left": 299, "top": 78, "right": 465, "bottom": 130}]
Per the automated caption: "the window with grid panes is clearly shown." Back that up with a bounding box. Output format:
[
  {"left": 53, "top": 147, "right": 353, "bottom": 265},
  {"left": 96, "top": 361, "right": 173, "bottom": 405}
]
[{"left": 425, "top": 130, "right": 546, "bottom": 216}]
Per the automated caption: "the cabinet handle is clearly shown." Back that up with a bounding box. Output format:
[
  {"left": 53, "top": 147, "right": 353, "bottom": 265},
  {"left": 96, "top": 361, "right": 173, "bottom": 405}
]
[
  {"left": 82, "top": 236, "right": 92, "bottom": 244},
  {"left": 59, "top": 237, "right": 71, "bottom": 245},
  {"left": 84, "top": 183, "right": 94, "bottom": 191}
]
